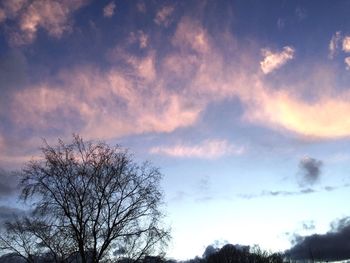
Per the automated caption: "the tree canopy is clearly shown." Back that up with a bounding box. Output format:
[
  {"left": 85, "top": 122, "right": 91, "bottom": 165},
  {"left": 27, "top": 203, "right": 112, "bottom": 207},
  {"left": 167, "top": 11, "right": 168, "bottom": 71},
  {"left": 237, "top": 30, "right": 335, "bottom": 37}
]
[{"left": 0, "top": 135, "right": 170, "bottom": 263}]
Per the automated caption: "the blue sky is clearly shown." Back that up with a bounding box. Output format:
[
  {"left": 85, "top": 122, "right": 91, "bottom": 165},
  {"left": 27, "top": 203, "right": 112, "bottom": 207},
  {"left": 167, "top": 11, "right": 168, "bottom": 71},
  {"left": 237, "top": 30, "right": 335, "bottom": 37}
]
[{"left": 1, "top": 0, "right": 350, "bottom": 260}]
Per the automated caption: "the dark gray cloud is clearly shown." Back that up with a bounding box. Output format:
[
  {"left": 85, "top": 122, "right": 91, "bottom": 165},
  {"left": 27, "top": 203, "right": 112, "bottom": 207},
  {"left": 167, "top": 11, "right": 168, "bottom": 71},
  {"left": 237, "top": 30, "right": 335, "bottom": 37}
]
[
  {"left": 286, "top": 217, "right": 350, "bottom": 261},
  {"left": 197, "top": 176, "right": 210, "bottom": 192},
  {"left": 239, "top": 188, "right": 316, "bottom": 199},
  {"left": 302, "top": 221, "right": 315, "bottom": 231},
  {"left": 239, "top": 184, "right": 350, "bottom": 200},
  {"left": 0, "top": 205, "right": 26, "bottom": 226},
  {"left": 0, "top": 168, "right": 20, "bottom": 198},
  {"left": 298, "top": 157, "right": 323, "bottom": 186}
]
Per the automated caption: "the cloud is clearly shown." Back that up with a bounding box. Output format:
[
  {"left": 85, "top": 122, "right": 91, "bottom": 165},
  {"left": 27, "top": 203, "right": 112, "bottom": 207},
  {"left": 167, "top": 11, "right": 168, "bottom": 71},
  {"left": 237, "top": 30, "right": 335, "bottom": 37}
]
[
  {"left": 0, "top": 0, "right": 88, "bottom": 46},
  {"left": 154, "top": 5, "right": 175, "bottom": 27},
  {"left": 329, "top": 31, "right": 342, "bottom": 58},
  {"left": 277, "top": 18, "right": 285, "bottom": 29},
  {"left": 197, "top": 176, "right": 210, "bottom": 192},
  {"left": 241, "top": 182, "right": 350, "bottom": 201},
  {"left": 0, "top": 206, "right": 26, "bottom": 226},
  {"left": 171, "top": 16, "right": 210, "bottom": 54},
  {"left": 0, "top": 168, "right": 19, "bottom": 198},
  {"left": 345, "top": 57, "right": 350, "bottom": 70},
  {"left": 286, "top": 217, "right": 350, "bottom": 261},
  {"left": 103, "top": 1, "right": 116, "bottom": 18},
  {"left": 260, "top": 46, "right": 295, "bottom": 74},
  {"left": 298, "top": 156, "right": 323, "bottom": 186},
  {"left": 302, "top": 221, "right": 315, "bottom": 231},
  {"left": 128, "top": 30, "right": 148, "bottom": 49},
  {"left": 244, "top": 83, "right": 350, "bottom": 139},
  {"left": 342, "top": 36, "right": 350, "bottom": 53},
  {"left": 150, "top": 139, "right": 244, "bottom": 159},
  {"left": 136, "top": 1, "right": 146, "bottom": 13},
  {"left": 9, "top": 52, "right": 202, "bottom": 141},
  {"left": 240, "top": 184, "right": 350, "bottom": 199},
  {"left": 239, "top": 188, "right": 316, "bottom": 199},
  {"left": 5, "top": 13, "right": 350, "bottom": 167},
  {"left": 295, "top": 7, "right": 307, "bottom": 21}
]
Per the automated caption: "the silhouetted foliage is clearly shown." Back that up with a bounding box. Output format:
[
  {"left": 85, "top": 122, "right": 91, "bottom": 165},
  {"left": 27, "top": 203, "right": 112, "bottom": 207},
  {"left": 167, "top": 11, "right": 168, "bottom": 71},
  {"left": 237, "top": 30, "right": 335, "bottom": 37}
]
[
  {"left": 0, "top": 135, "right": 170, "bottom": 263},
  {"left": 204, "top": 244, "right": 283, "bottom": 263}
]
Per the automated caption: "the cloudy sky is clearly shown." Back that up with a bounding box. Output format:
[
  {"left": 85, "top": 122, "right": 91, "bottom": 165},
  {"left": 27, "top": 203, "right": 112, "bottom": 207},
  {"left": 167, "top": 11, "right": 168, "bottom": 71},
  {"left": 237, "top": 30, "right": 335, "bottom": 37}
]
[{"left": 1, "top": 0, "right": 350, "bottom": 260}]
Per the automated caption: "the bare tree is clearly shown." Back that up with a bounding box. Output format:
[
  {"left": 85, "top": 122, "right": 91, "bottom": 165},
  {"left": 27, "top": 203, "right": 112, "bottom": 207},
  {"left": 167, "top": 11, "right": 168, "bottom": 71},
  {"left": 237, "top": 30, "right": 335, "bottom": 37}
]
[
  {"left": 0, "top": 218, "right": 38, "bottom": 263},
  {"left": 0, "top": 216, "right": 76, "bottom": 263},
  {"left": 3, "top": 135, "right": 170, "bottom": 263}
]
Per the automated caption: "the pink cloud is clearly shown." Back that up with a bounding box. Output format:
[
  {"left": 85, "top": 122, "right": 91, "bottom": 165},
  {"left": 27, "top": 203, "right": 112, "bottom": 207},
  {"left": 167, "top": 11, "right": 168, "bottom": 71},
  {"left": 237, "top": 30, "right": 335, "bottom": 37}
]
[
  {"left": 172, "top": 17, "right": 210, "bottom": 54},
  {"left": 103, "top": 1, "right": 116, "bottom": 18},
  {"left": 154, "top": 5, "right": 175, "bottom": 27},
  {"left": 11, "top": 60, "right": 202, "bottom": 140},
  {"left": 6, "top": 13, "right": 350, "bottom": 167},
  {"left": 0, "top": 0, "right": 88, "bottom": 45},
  {"left": 260, "top": 46, "right": 295, "bottom": 74},
  {"left": 150, "top": 139, "right": 244, "bottom": 159}
]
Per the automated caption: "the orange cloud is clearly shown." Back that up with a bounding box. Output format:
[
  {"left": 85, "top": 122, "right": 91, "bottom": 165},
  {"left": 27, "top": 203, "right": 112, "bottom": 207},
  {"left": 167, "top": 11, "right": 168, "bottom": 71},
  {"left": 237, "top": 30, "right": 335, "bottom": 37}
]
[{"left": 244, "top": 84, "right": 350, "bottom": 139}]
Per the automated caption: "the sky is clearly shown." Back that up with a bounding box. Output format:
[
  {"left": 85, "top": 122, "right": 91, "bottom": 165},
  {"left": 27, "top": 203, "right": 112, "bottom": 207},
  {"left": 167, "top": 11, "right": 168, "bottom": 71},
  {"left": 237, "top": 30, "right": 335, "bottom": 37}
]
[{"left": 1, "top": 0, "right": 350, "bottom": 261}]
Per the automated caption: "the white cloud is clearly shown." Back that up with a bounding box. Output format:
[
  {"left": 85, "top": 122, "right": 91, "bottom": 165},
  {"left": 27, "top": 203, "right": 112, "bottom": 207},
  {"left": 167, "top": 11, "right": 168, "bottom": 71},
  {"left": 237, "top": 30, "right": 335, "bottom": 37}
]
[
  {"left": 329, "top": 31, "right": 342, "bottom": 58},
  {"left": 150, "top": 140, "right": 244, "bottom": 159},
  {"left": 260, "top": 46, "right": 295, "bottom": 74},
  {"left": 154, "top": 5, "right": 174, "bottom": 27},
  {"left": 103, "top": 1, "right": 116, "bottom": 18},
  {"left": 342, "top": 36, "right": 350, "bottom": 53}
]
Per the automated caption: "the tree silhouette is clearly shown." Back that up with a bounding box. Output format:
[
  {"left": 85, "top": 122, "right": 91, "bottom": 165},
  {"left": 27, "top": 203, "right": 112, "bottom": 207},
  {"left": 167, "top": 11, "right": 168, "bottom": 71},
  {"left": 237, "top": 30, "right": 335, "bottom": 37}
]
[
  {"left": 205, "top": 244, "right": 283, "bottom": 263},
  {"left": 0, "top": 135, "right": 170, "bottom": 263}
]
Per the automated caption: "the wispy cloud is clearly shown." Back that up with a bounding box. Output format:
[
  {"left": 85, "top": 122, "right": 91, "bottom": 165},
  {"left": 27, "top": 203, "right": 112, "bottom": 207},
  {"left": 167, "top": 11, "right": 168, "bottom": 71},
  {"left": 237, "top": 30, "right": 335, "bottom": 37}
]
[
  {"left": 11, "top": 60, "right": 201, "bottom": 140},
  {"left": 171, "top": 16, "right": 210, "bottom": 54},
  {"left": 0, "top": 206, "right": 27, "bottom": 225},
  {"left": 345, "top": 57, "right": 350, "bottom": 70},
  {"left": 4, "top": 14, "right": 350, "bottom": 165},
  {"left": 150, "top": 139, "right": 244, "bottom": 159},
  {"left": 0, "top": 0, "right": 89, "bottom": 46},
  {"left": 329, "top": 31, "right": 342, "bottom": 58},
  {"left": 342, "top": 36, "right": 350, "bottom": 53},
  {"left": 154, "top": 5, "right": 175, "bottom": 27},
  {"left": 0, "top": 168, "right": 19, "bottom": 198},
  {"left": 260, "top": 46, "right": 295, "bottom": 74},
  {"left": 244, "top": 84, "right": 350, "bottom": 139},
  {"left": 128, "top": 30, "right": 148, "bottom": 49},
  {"left": 103, "top": 1, "right": 116, "bottom": 18},
  {"left": 239, "top": 184, "right": 349, "bottom": 200},
  {"left": 301, "top": 220, "right": 316, "bottom": 231},
  {"left": 239, "top": 188, "right": 316, "bottom": 199}
]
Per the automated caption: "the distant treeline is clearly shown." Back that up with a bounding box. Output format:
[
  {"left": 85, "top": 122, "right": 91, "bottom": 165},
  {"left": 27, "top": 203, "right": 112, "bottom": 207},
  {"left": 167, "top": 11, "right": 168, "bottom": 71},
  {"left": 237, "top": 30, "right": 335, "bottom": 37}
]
[
  {"left": 0, "top": 243, "right": 284, "bottom": 263},
  {"left": 175, "top": 244, "right": 283, "bottom": 263}
]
